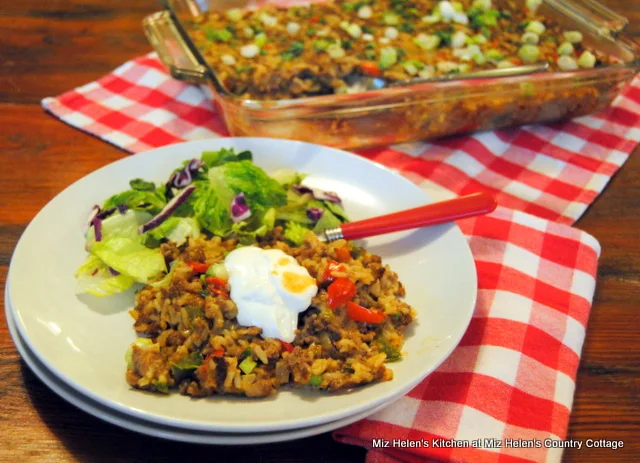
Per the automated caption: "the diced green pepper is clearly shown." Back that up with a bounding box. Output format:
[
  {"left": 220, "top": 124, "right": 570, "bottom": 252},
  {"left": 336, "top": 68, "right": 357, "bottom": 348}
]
[
  {"left": 309, "top": 374, "right": 322, "bottom": 387},
  {"left": 239, "top": 356, "right": 258, "bottom": 375},
  {"left": 281, "top": 41, "right": 305, "bottom": 60}
]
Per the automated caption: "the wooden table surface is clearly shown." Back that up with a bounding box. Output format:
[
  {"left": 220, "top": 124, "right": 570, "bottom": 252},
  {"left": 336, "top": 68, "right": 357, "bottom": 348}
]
[{"left": 0, "top": 0, "right": 638, "bottom": 461}]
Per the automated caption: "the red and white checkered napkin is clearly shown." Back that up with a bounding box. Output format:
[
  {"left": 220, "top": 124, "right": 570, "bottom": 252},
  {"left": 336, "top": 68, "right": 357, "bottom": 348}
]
[
  {"left": 42, "top": 53, "right": 640, "bottom": 225},
  {"left": 333, "top": 205, "right": 600, "bottom": 463},
  {"left": 42, "top": 54, "right": 632, "bottom": 462}
]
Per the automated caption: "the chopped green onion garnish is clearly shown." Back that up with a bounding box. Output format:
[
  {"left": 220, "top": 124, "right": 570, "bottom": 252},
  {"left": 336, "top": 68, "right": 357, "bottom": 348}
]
[
  {"left": 254, "top": 32, "right": 268, "bottom": 48},
  {"left": 521, "top": 32, "right": 539, "bottom": 45},
  {"left": 557, "top": 41, "right": 574, "bottom": 56},
  {"left": 485, "top": 49, "right": 504, "bottom": 61},
  {"left": 518, "top": 44, "right": 540, "bottom": 63},
  {"left": 313, "top": 39, "right": 331, "bottom": 51},
  {"left": 578, "top": 51, "right": 596, "bottom": 68},
  {"left": 525, "top": 20, "right": 546, "bottom": 36},
  {"left": 563, "top": 31, "right": 583, "bottom": 44},
  {"left": 413, "top": 33, "right": 441, "bottom": 50},
  {"left": 225, "top": 8, "right": 243, "bottom": 22},
  {"left": 378, "top": 46, "right": 398, "bottom": 69},
  {"left": 383, "top": 12, "right": 401, "bottom": 25}
]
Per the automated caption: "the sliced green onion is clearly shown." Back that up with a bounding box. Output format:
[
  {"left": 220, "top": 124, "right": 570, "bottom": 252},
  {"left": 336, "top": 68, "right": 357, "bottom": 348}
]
[
  {"left": 452, "top": 1, "right": 464, "bottom": 12},
  {"left": 402, "top": 60, "right": 424, "bottom": 75},
  {"left": 239, "top": 356, "right": 257, "bottom": 375},
  {"left": 525, "top": 20, "right": 545, "bottom": 35},
  {"left": 472, "top": 0, "right": 492, "bottom": 10},
  {"left": 485, "top": 48, "right": 504, "bottom": 61},
  {"left": 578, "top": 51, "right": 596, "bottom": 68},
  {"left": 469, "top": 34, "right": 488, "bottom": 44},
  {"left": 378, "top": 46, "right": 398, "bottom": 69},
  {"left": 557, "top": 41, "right": 574, "bottom": 56},
  {"left": 518, "top": 44, "right": 540, "bottom": 63},
  {"left": 346, "top": 23, "right": 362, "bottom": 38},
  {"left": 225, "top": 8, "right": 243, "bottom": 22},
  {"left": 413, "top": 33, "right": 441, "bottom": 50},
  {"left": 472, "top": 51, "right": 487, "bottom": 65},
  {"left": 521, "top": 32, "right": 539, "bottom": 45},
  {"left": 557, "top": 55, "right": 578, "bottom": 71},
  {"left": 327, "top": 44, "right": 346, "bottom": 59},
  {"left": 383, "top": 12, "right": 401, "bottom": 25},
  {"left": 313, "top": 39, "right": 331, "bottom": 51},
  {"left": 243, "top": 27, "right": 255, "bottom": 39},
  {"left": 254, "top": 32, "right": 268, "bottom": 48},
  {"left": 563, "top": 31, "right": 583, "bottom": 44},
  {"left": 421, "top": 13, "right": 441, "bottom": 24},
  {"left": 526, "top": 0, "right": 543, "bottom": 12},
  {"left": 451, "top": 31, "right": 467, "bottom": 48},
  {"left": 309, "top": 374, "right": 322, "bottom": 387}
]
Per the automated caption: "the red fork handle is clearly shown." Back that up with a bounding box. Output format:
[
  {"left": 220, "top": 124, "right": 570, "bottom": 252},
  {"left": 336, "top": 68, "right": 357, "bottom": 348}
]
[{"left": 339, "top": 192, "right": 497, "bottom": 241}]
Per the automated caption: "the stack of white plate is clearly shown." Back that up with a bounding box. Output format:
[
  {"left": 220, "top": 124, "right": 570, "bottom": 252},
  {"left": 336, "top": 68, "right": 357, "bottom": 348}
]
[{"left": 5, "top": 138, "right": 477, "bottom": 444}]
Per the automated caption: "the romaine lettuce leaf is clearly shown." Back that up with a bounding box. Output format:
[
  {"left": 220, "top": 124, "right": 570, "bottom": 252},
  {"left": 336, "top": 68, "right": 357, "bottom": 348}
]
[
  {"left": 86, "top": 210, "right": 152, "bottom": 248},
  {"left": 74, "top": 255, "right": 135, "bottom": 297},
  {"left": 208, "top": 160, "right": 287, "bottom": 212},
  {"left": 201, "top": 147, "right": 252, "bottom": 168},
  {"left": 102, "top": 188, "right": 166, "bottom": 214},
  {"left": 284, "top": 221, "right": 312, "bottom": 246},
  {"left": 145, "top": 217, "right": 201, "bottom": 246},
  {"left": 91, "top": 236, "right": 166, "bottom": 283}
]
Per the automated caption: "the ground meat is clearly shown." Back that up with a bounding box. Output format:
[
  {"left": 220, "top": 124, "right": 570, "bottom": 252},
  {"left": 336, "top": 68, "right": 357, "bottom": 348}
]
[{"left": 125, "top": 232, "right": 415, "bottom": 397}]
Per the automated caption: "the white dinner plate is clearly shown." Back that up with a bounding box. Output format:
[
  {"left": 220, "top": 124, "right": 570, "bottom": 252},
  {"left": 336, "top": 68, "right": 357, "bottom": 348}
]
[
  {"left": 8, "top": 138, "right": 477, "bottom": 433},
  {"left": 4, "top": 284, "right": 391, "bottom": 444}
]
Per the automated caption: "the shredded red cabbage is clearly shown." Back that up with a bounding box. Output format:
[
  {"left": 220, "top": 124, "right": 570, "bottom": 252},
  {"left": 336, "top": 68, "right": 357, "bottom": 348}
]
[
  {"left": 168, "top": 158, "right": 205, "bottom": 189},
  {"left": 292, "top": 185, "right": 342, "bottom": 205},
  {"left": 87, "top": 205, "right": 100, "bottom": 228},
  {"left": 230, "top": 192, "right": 251, "bottom": 223},
  {"left": 93, "top": 216, "right": 103, "bottom": 242},
  {"left": 138, "top": 185, "right": 196, "bottom": 234},
  {"left": 306, "top": 207, "right": 324, "bottom": 222},
  {"left": 108, "top": 267, "right": 120, "bottom": 276}
]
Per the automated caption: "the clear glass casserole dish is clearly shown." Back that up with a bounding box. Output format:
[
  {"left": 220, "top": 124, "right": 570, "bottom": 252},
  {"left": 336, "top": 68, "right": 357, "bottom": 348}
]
[{"left": 144, "top": 0, "right": 640, "bottom": 149}]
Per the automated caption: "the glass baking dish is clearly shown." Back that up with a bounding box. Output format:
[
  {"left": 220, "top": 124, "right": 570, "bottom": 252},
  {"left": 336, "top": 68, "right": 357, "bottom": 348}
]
[{"left": 144, "top": 0, "right": 640, "bottom": 149}]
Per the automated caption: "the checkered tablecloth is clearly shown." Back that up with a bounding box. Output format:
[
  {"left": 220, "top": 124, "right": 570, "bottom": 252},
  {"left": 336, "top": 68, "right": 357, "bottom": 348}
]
[{"left": 42, "top": 53, "right": 639, "bottom": 462}]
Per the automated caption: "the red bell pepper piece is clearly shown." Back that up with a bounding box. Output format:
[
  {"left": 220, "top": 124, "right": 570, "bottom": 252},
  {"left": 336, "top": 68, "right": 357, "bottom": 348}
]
[
  {"left": 360, "top": 61, "right": 381, "bottom": 77},
  {"left": 327, "top": 278, "right": 356, "bottom": 309},
  {"left": 205, "top": 277, "right": 227, "bottom": 287},
  {"left": 321, "top": 259, "right": 346, "bottom": 282},
  {"left": 188, "top": 262, "right": 209, "bottom": 273},
  {"left": 280, "top": 340, "right": 295, "bottom": 353},
  {"left": 335, "top": 246, "right": 352, "bottom": 263},
  {"left": 346, "top": 301, "right": 385, "bottom": 324}
]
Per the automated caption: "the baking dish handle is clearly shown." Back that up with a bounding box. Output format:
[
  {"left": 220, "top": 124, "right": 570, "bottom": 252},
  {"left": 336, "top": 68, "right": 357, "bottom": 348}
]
[
  {"left": 546, "top": 0, "right": 628, "bottom": 36},
  {"left": 143, "top": 11, "right": 210, "bottom": 84}
]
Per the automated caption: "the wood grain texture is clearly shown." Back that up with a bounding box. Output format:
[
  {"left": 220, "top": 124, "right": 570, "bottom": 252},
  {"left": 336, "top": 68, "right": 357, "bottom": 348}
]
[{"left": 0, "top": 0, "right": 638, "bottom": 461}]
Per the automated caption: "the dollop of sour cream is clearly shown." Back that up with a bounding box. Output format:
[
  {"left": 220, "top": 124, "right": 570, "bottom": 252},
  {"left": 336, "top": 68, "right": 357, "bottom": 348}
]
[{"left": 224, "top": 247, "right": 318, "bottom": 342}]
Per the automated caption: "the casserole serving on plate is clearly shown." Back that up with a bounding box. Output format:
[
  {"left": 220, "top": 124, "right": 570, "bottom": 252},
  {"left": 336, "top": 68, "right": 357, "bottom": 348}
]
[{"left": 144, "top": 0, "right": 639, "bottom": 148}]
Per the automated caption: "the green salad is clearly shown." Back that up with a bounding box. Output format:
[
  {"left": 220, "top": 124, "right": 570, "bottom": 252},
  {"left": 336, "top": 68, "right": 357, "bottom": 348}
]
[{"left": 76, "top": 148, "right": 349, "bottom": 297}]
